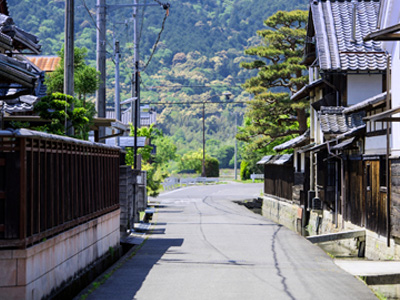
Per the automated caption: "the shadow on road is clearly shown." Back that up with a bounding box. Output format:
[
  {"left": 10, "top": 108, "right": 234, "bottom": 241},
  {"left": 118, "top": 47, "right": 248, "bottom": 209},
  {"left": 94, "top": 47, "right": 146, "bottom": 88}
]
[{"left": 83, "top": 236, "right": 184, "bottom": 300}]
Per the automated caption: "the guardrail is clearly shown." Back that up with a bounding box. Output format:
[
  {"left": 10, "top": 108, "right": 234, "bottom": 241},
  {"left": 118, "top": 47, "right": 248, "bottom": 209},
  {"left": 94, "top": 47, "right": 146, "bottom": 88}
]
[
  {"left": 162, "top": 177, "right": 220, "bottom": 191},
  {"left": 250, "top": 173, "right": 264, "bottom": 182}
]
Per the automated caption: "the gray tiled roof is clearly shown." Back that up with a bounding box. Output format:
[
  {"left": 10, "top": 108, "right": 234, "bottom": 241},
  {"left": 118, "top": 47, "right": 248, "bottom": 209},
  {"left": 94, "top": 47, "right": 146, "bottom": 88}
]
[
  {"left": 310, "top": 0, "right": 386, "bottom": 71},
  {"left": 273, "top": 129, "right": 310, "bottom": 151},
  {"left": 106, "top": 108, "right": 157, "bottom": 127},
  {"left": 319, "top": 106, "right": 365, "bottom": 134},
  {"left": 2, "top": 95, "right": 40, "bottom": 113}
]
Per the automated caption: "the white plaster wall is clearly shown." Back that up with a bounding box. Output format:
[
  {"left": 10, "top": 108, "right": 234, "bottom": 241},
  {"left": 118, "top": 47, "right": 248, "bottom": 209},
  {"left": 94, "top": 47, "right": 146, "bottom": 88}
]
[
  {"left": 389, "top": 37, "right": 400, "bottom": 156},
  {"left": 347, "top": 74, "right": 383, "bottom": 106},
  {"left": 0, "top": 209, "right": 120, "bottom": 300},
  {"left": 365, "top": 135, "right": 389, "bottom": 155}
]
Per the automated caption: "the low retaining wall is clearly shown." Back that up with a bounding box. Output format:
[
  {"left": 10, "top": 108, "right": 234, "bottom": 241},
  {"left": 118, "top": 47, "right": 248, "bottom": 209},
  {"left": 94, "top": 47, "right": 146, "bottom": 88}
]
[
  {"left": 262, "top": 195, "right": 400, "bottom": 260},
  {"left": 0, "top": 209, "right": 120, "bottom": 300},
  {"left": 261, "top": 195, "right": 298, "bottom": 232}
]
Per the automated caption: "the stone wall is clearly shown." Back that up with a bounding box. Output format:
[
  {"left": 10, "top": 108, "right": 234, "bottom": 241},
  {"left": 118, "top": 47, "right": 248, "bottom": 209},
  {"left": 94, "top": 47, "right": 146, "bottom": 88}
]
[
  {"left": 391, "top": 160, "right": 400, "bottom": 238},
  {"left": 0, "top": 209, "right": 120, "bottom": 300},
  {"left": 261, "top": 195, "right": 299, "bottom": 232}
]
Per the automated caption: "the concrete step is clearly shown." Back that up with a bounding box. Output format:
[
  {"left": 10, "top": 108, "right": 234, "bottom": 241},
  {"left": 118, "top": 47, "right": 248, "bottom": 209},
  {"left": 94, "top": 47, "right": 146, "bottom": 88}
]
[
  {"left": 307, "top": 229, "right": 366, "bottom": 244},
  {"left": 335, "top": 260, "right": 400, "bottom": 285}
]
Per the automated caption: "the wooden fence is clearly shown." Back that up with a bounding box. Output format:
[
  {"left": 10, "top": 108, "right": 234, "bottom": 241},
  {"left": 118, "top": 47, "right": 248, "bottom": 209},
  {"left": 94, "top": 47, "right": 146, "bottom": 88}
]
[
  {"left": 264, "top": 165, "right": 294, "bottom": 201},
  {"left": 0, "top": 130, "right": 120, "bottom": 249}
]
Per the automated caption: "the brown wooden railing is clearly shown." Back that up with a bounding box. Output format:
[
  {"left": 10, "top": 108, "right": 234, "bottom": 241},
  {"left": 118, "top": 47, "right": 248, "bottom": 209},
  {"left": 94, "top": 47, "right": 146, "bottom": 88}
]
[{"left": 0, "top": 129, "right": 120, "bottom": 249}]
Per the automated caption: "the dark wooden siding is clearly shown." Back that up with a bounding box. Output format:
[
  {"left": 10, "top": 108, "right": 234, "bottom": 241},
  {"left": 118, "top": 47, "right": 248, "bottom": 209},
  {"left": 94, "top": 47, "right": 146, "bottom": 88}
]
[
  {"left": 344, "top": 159, "right": 364, "bottom": 226},
  {"left": 0, "top": 135, "right": 120, "bottom": 249},
  {"left": 364, "top": 160, "right": 388, "bottom": 236},
  {"left": 264, "top": 165, "right": 294, "bottom": 201}
]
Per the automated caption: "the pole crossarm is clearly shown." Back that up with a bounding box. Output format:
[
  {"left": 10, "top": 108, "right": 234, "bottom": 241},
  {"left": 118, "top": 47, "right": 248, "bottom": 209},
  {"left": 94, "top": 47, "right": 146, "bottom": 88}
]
[
  {"left": 141, "top": 101, "right": 248, "bottom": 106},
  {"left": 101, "top": 3, "right": 160, "bottom": 11}
]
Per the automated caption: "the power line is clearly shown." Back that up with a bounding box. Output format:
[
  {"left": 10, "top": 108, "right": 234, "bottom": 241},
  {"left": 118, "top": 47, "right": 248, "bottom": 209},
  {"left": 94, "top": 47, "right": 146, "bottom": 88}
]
[
  {"left": 142, "top": 100, "right": 248, "bottom": 105},
  {"left": 80, "top": 0, "right": 115, "bottom": 52},
  {"left": 141, "top": 3, "right": 170, "bottom": 72}
]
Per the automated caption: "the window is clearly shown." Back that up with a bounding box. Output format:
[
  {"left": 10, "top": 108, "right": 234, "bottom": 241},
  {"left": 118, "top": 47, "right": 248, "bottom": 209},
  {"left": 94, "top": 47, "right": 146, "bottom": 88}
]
[{"left": 380, "top": 157, "right": 387, "bottom": 188}]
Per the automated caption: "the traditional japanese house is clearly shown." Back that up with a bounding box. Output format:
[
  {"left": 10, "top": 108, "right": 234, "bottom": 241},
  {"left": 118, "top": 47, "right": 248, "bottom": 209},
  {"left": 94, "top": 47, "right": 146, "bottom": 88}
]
[
  {"left": 279, "top": 0, "right": 389, "bottom": 239},
  {"left": 361, "top": 0, "right": 400, "bottom": 246}
]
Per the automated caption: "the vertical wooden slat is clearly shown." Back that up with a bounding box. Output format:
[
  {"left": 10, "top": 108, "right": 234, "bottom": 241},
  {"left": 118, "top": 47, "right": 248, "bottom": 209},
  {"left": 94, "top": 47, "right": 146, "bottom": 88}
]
[
  {"left": 55, "top": 141, "right": 59, "bottom": 226},
  {"left": 19, "top": 138, "right": 27, "bottom": 245},
  {"left": 37, "top": 139, "right": 41, "bottom": 234},
  {"left": 79, "top": 145, "right": 83, "bottom": 217},
  {"left": 30, "top": 139, "right": 34, "bottom": 237},
  {"left": 44, "top": 139, "right": 48, "bottom": 231}
]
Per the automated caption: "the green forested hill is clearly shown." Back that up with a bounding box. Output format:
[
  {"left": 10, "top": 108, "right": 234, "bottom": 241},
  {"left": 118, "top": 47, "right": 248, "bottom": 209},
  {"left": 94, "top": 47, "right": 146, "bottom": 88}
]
[{"left": 8, "top": 0, "right": 308, "bottom": 172}]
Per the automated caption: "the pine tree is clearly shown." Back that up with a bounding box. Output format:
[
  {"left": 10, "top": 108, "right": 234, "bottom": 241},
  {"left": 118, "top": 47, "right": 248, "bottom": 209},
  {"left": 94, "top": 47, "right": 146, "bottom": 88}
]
[{"left": 238, "top": 10, "right": 309, "bottom": 152}]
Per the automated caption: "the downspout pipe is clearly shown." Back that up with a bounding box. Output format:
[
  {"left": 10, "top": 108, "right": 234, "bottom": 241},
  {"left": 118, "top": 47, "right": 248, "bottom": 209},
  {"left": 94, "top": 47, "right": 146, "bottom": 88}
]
[
  {"left": 386, "top": 54, "right": 391, "bottom": 247},
  {"left": 327, "top": 141, "right": 345, "bottom": 229}
]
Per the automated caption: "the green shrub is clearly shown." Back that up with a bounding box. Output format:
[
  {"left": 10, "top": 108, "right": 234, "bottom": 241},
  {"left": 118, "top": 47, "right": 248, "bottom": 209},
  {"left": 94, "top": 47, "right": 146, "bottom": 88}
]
[
  {"left": 205, "top": 157, "right": 219, "bottom": 177},
  {"left": 240, "top": 160, "right": 250, "bottom": 180}
]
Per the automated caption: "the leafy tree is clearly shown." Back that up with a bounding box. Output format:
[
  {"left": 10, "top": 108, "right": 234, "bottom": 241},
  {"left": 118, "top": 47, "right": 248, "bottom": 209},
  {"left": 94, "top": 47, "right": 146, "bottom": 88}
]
[
  {"left": 178, "top": 150, "right": 219, "bottom": 177},
  {"left": 33, "top": 92, "right": 95, "bottom": 140},
  {"left": 239, "top": 10, "right": 308, "bottom": 152},
  {"left": 45, "top": 45, "right": 101, "bottom": 101},
  {"left": 216, "top": 145, "right": 234, "bottom": 168},
  {"left": 125, "top": 124, "right": 175, "bottom": 197}
]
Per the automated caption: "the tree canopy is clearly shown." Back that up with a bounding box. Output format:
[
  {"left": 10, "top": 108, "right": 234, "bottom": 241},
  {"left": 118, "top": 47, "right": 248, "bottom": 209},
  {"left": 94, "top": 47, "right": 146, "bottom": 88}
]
[
  {"left": 45, "top": 46, "right": 101, "bottom": 101},
  {"left": 238, "top": 10, "right": 309, "bottom": 153}
]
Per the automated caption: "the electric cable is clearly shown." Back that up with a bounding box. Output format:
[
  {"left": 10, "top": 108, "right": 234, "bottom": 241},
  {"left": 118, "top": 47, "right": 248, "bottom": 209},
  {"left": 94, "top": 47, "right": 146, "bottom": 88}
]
[
  {"left": 141, "top": 2, "right": 170, "bottom": 72},
  {"left": 80, "top": 0, "right": 115, "bottom": 53}
]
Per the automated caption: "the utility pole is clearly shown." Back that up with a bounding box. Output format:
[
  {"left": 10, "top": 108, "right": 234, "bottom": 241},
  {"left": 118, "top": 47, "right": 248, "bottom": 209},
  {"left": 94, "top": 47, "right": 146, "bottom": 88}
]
[
  {"left": 114, "top": 39, "right": 120, "bottom": 146},
  {"left": 64, "top": 0, "right": 74, "bottom": 135},
  {"left": 202, "top": 102, "right": 206, "bottom": 177},
  {"left": 96, "top": 0, "right": 106, "bottom": 141},
  {"left": 234, "top": 113, "right": 238, "bottom": 180},
  {"left": 133, "top": 0, "right": 140, "bottom": 169}
]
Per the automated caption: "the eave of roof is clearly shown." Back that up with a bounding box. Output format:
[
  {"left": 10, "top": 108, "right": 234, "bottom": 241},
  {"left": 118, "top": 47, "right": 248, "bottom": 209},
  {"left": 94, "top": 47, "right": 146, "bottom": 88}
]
[
  {"left": 256, "top": 155, "right": 273, "bottom": 165},
  {"left": 0, "top": 128, "right": 120, "bottom": 149},
  {"left": 273, "top": 130, "right": 310, "bottom": 152},
  {"left": 330, "top": 137, "right": 356, "bottom": 151},
  {"left": 343, "top": 92, "right": 387, "bottom": 114},
  {"left": 290, "top": 79, "right": 324, "bottom": 101},
  {"left": 363, "top": 106, "right": 400, "bottom": 122},
  {"left": 258, "top": 154, "right": 293, "bottom": 165},
  {"left": 364, "top": 23, "right": 400, "bottom": 41}
]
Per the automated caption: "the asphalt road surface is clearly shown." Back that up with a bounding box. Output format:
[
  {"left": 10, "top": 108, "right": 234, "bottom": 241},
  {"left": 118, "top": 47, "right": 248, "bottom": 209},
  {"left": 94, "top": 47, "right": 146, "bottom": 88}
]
[{"left": 83, "top": 182, "right": 377, "bottom": 300}]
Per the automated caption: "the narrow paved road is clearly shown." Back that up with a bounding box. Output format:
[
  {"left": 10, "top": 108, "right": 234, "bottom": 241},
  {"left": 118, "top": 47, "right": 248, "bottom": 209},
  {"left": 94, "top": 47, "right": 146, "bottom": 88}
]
[{"left": 83, "top": 182, "right": 376, "bottom": 300}]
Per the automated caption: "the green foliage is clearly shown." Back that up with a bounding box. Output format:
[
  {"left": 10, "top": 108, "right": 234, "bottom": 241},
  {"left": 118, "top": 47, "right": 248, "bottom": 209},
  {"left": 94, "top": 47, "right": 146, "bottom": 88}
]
[
  {"left": 33, "top": 92, "right": 95, "bottom": 139},
  {"left": 45, "top": 45, "right": 101, "bottom": 101},
  {"left": 125, "top": 124, "right": 175, "bottom": 197},
  {"left": 10, "top": 121, "right": 30, "bottom": 129},
  {"left": 239, "top": 10, "right": 309, "bottom": 154},
  {"left": 240, "top": 161, "right": 250, "bottom": 181},
  {"left": 216, "top": 145, "right": 235, "bottom": 168},
  {"left": 9, "top": 0, "right": 308, "bottom": 175},
  {"left": 205, "top": 156, "right": 220, "bottom": 178},
  {"left": 178, "top": 150, "right": 219, "bottom": 177}
]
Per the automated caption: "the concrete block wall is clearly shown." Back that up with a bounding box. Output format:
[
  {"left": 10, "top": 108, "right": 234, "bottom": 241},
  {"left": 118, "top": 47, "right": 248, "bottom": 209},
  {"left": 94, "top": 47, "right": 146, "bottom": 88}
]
[
  {"left": 119, "top": 166, "right": 138, "bottom": 234},
  {"left": 261, "top": 195, "right": 298, "bottom": 232},
  {"left": 0, "top": 209, "right": 120, "bottom": 300}
]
